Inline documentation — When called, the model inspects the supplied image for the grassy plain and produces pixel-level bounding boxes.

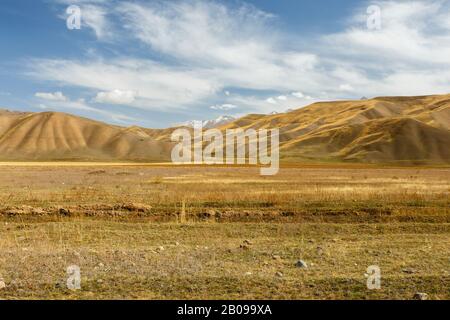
[0,164,448,299]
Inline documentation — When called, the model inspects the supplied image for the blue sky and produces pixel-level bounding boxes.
[0,0,449,128]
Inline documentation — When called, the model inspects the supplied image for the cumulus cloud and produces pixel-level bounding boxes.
[35,91,68,101]
[291,92,304,99]
[94,89,136,105]
[339,84,355,92]
[210,104,237,111]
[266,98,277,104]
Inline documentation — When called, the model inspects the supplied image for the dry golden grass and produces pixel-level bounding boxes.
[0,164,448,299]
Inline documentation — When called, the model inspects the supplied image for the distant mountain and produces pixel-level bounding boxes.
[179,115,236,129]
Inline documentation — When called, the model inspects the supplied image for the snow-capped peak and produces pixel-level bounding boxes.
[178,115,236,129]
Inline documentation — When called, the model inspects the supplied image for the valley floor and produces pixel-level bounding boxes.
[0,165,448,299]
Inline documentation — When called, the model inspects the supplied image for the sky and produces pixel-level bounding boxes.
[0,0,449,128]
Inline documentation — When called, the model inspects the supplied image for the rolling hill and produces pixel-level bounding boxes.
[219,94,450,164]
[0,110,172,161]
[0,93,449,164]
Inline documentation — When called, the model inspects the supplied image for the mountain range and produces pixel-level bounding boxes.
[177,115,236,129]
[1,94,449,164]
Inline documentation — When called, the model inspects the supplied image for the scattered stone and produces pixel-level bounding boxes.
[402,268,417,274]
[156,246,165,252]
[275,272,283,278]
[97,279,104,284]
[413,293,429,300]
[245,272,252,276]
[243,240,253,245]
[58,207,71,216]
[240,244,250,250]
[98,263,105,268]
[272,255,281,260]
[175,242,180,246]
[0,281,6,290]
[206,209,217,217]
[295,260,308,269]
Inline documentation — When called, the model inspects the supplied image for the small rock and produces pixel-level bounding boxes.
[156,246,165,252]
[275,272,283,278]
[243,240,253,245]
[413,293,428,300]
[58,207,71,216]
[240,244,250,250]
[272,255,281,260]
[175,242,180,246]
[295,260,308,269]
[206,209,217,217]
[245,272,252,276]
[402,268,417,274]
[0,281,6,290]
[98,263,105,268]
[97,279,104,284]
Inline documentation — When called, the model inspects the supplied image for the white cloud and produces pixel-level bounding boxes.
[35,91,68,101]
[36,96,136,124]
[82,4,111,39]
[266,98,277,104]
[339,84,355,92]
[28,0,450,117]
[210,104,237,111]
[277,95,287,101]
[291,92,304,98]
[94,89,136,105]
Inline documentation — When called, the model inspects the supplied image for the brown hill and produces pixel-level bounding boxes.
[0,94,449,164]
[217,94,450,164]
[0,110,172,161]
